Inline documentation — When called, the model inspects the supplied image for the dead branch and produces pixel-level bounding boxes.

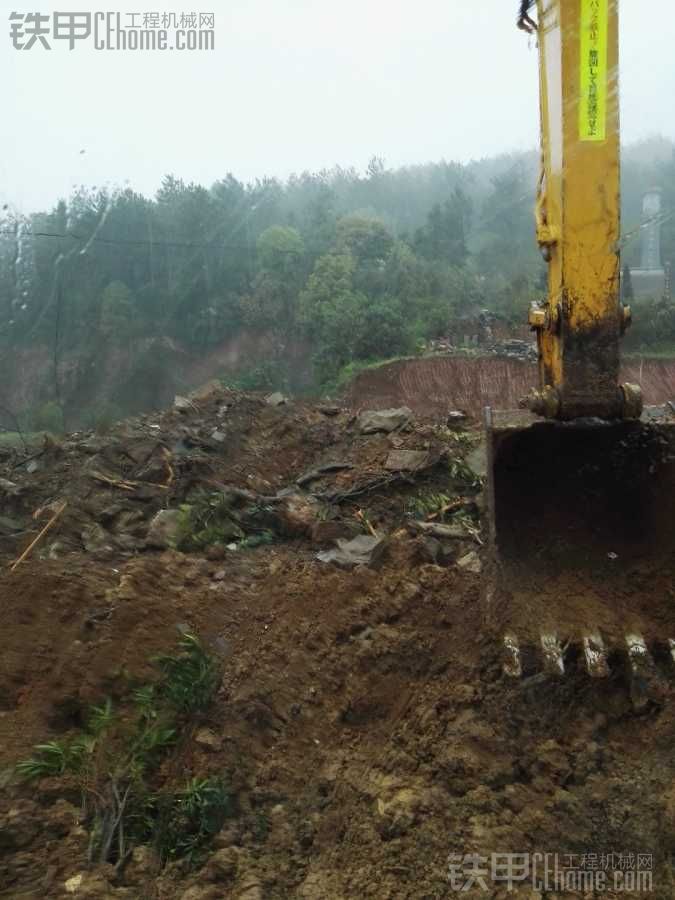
[10,500,67,571]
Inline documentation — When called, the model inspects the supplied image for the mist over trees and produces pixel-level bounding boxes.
[0,138,673,428]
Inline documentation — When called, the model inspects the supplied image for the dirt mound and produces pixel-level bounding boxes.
[347,355,675,417]
[1,382,674,898]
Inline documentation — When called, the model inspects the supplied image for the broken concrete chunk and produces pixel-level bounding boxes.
[265,392,288,406]
[357,407,412,435]
[316,534,384,569]
[385,449,429,471]
[457,550,482,574]
[146,508,183,549]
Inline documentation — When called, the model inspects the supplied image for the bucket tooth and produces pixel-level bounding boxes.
[503,633,522,678]
[540,632,565,676]
[583,633,610,678]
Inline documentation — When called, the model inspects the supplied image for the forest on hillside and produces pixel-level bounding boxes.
[1,137,674,430]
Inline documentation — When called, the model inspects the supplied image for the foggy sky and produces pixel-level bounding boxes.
[3,0,674,212]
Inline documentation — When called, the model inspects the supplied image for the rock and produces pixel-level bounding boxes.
[447,410,468,427]
[384,449,429,471]
[174,395,193,411]
[194,727,222,752]
[81,524,114,556]
[316,534,384,569]
[236,875,264,899]
[64,874,84,894]
[465,443,488,478]
[180,887,221,900]
[409,520,468,540]
[0,477,21,496]
[122,845,156,886]
[457,550,482,574]
[206,846,241,881]
[0,800,41,850]
[317,405,341,416]
[375,785,422,838]
[265,392,288,406]
[0,515,23,535]
[211,430,226,443]
[357,406,412,434]
[146,508,183,549]
[275,492,320,537]
[310,519,359,547]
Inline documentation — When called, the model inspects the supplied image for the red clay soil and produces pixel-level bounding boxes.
[347,356,675,417]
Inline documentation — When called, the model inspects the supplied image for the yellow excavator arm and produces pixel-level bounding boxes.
[484,0,675,695]
[524,0,640,420]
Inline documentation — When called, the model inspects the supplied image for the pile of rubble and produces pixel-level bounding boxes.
[0,381,484,573]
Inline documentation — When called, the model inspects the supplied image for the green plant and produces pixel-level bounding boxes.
[15,634,224,869]
[174,494,244,552]
[154,777,234,866]
[406,490,454,520]
[448,457,483,490]
[154,633,220,715]
[238,529,275,549]
[15,739,83,779]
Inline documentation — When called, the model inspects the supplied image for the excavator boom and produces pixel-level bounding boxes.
[527,0,637,420]
[486,0,675,700]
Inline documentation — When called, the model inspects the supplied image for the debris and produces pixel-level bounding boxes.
[173,395,194,411]
[464,443,487,479]
[310,519,359,547]
[81,523,115,556]
[0,477,20,496]
[447,410,468,427]
[10,501,67,571]
[408,520,469,540]
[384,449,430,471]
[316,534,384,569]
[275,492,320,537]
[265,392,288,406]
[456,550,482,573]
[296,462,354,487]
[194,727,222,752]
[357,406,412,434]
[146,509,183,549]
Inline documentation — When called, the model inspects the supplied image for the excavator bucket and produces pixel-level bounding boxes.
[485,406,675,704]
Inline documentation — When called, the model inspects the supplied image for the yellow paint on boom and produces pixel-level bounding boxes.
[579,0,608,141]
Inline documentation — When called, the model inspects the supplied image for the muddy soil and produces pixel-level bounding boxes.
[1,380,674,899]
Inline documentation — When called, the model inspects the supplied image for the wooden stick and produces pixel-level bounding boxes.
[10,501,67,571]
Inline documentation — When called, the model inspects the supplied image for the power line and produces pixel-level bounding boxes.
[0,228,305,253]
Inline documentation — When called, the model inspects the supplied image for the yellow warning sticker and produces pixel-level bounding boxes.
[579,0,608,141]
